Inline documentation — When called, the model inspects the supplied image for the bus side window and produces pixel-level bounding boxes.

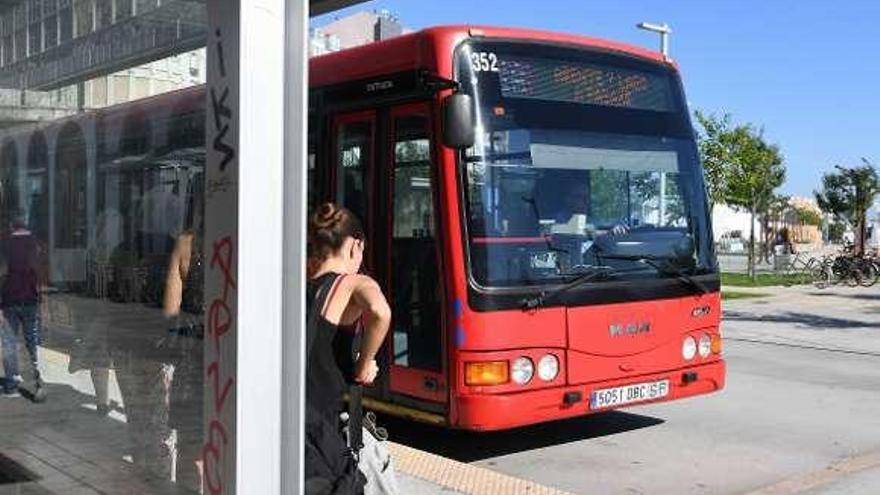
[335,119,372,235]
[391,113,441,371]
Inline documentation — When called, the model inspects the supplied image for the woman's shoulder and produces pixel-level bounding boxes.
[341,273,381,291]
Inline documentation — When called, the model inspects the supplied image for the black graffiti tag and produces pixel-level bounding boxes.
[211,29,235,172]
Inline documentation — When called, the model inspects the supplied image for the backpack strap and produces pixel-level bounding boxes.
[348,317,365,452]
[348,382,364,453]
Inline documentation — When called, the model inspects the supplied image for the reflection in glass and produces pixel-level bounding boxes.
[0,0,210,490]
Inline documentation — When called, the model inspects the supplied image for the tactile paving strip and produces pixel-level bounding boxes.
[389,441,578,495]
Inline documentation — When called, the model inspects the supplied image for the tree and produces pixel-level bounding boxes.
[694,111,732,211]
[695,111,787,277]
[723,126,786,279]
[815,159,880,255]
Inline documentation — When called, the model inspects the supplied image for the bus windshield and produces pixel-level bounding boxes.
[456,41,715,289]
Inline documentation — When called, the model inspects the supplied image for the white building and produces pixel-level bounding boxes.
[309,10,404,56]
[83,49,207,108]
[712,203,763,245]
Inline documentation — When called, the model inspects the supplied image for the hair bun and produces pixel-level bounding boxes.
[314,202,343,229]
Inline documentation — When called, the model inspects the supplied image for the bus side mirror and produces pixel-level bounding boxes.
[442,93,475,149]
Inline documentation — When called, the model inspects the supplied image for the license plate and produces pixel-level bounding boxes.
[589,379,670,410]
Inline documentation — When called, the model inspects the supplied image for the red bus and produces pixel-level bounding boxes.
[0,25,724,432]
[309,26,724,430]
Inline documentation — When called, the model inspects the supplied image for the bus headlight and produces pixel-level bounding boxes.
[698,334,712,358]
[537,354,559,381]
[511,357,534,384]
[682,336,697,361]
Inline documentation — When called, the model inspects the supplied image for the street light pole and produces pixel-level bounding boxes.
[637,22,672,224]
[636,22,672,59]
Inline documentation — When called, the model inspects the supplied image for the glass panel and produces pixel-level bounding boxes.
[73,0,92,38]
[14,23,26,60]
[26,132,49,244]
[336,119,371,233]
[113,75,130,103]
[0,0,209,492]
[1,139,20,229]
[116,0,132,20]
[59,0,72,43]
[136,0,155,16]
[92,76,107,106]
[43,14,57,49]
[28,1,41,55]
[54,123,87,249]
[391,113,441,370]
[96,0,111,29]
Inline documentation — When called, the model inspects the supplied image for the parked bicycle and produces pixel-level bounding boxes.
[810,251,880,289]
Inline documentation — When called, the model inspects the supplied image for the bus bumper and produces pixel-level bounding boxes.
[453,359,725,431]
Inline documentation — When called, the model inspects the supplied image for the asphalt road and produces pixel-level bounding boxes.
[388,285,880,495]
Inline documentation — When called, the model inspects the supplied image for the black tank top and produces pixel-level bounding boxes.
[306,273,350,420]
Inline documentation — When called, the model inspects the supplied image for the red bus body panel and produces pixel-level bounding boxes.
[566,295,721,384]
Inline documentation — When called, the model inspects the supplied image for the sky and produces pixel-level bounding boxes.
[313,1,880,198]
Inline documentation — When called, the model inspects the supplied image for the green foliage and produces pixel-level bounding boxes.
[827,222,846,242]
[695,112,785,209]
[721,290,770,301]
[815,159,880,254]
[721,272,808,287]
[794,207,822,226]
[694,111,731,209]
[589,170,628,223]
[722,127,786,213]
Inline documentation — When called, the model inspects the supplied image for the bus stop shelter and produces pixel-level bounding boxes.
[0,0,368,493]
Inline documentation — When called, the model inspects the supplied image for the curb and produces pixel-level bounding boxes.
[389,441,576,495]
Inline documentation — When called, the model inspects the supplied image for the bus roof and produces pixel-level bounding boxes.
[309,25,669,88]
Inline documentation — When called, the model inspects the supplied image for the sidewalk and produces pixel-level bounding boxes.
[0,344,568,495]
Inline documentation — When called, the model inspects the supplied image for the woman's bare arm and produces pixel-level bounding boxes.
[348,275,391,384]
[163,234,193,317]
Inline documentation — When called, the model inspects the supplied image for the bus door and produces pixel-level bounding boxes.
[380,102,446,403]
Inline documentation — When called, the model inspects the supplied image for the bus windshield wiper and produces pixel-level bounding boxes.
[597,253,709,295]
[520,265,615,310]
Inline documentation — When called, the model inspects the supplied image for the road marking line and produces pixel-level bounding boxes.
[741,450,880,495]
[389,442,577,495]
[725,337,880,358]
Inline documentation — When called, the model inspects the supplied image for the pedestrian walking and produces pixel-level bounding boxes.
[0,213,45,401]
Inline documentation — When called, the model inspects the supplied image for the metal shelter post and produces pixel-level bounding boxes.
[205,1,287,493]
[282,0,310,494]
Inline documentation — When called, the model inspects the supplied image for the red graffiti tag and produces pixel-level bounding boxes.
[208,236,236,351]
[202,234,237,495]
